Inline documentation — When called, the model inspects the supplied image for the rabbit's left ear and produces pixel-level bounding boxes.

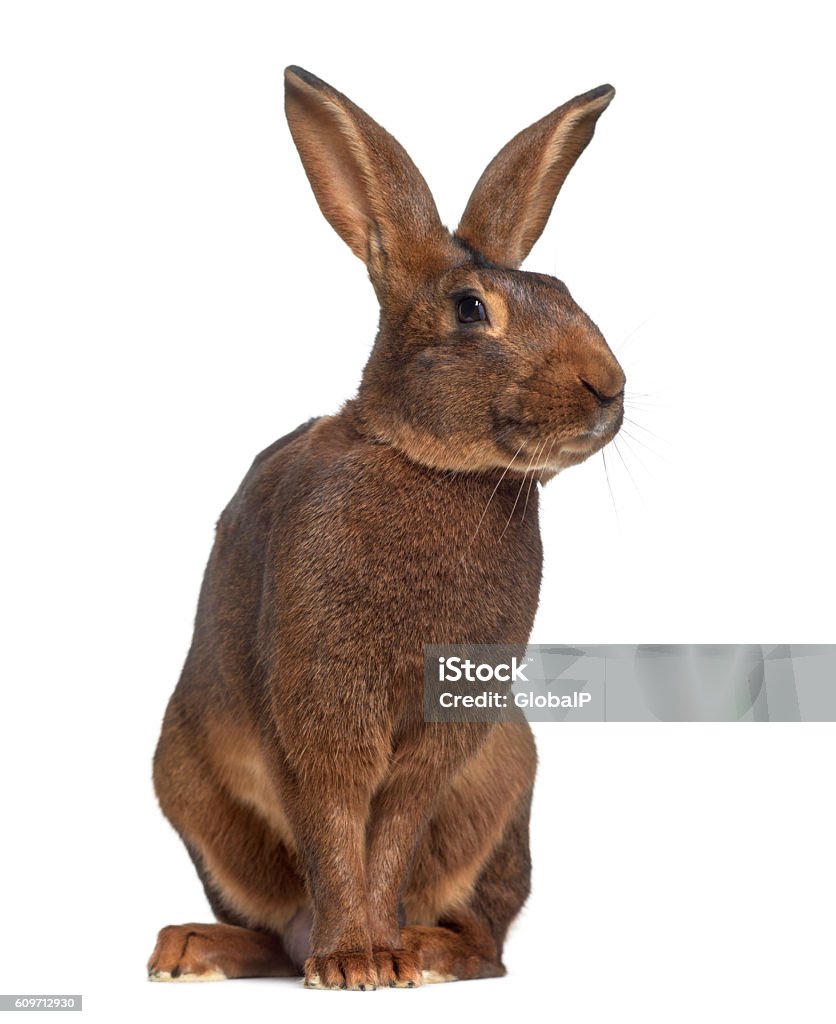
[456,85,615,268]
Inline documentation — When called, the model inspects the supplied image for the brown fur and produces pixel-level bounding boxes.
[149,66,624,991]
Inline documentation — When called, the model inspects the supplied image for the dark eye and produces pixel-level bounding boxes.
[457,296,488,323]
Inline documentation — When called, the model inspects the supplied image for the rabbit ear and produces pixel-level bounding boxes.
[284,66,446,289]
[455,85,615,268]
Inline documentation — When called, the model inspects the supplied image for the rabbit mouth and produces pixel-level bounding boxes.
[522,417,622,471]
[496,418,620,472]
[516,408,621,452]
[562,416,622,453]
[569,418,620,447]
[563,398,624,453]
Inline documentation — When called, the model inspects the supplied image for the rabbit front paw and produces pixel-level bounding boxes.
[373,948,422,988]
[304,950,379,991]
[303,948,423,990]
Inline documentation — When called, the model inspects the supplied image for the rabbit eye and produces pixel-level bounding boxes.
[457,297,488,323]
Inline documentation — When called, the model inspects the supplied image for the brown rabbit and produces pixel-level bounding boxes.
[148,65,624,991]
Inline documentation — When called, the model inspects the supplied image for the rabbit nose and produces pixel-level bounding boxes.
[578,376,624,407]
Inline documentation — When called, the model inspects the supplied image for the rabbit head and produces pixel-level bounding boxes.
[284,66,624,477]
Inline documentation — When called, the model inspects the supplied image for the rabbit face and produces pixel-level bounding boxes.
[284,67,622,477]
[357,255,625,476]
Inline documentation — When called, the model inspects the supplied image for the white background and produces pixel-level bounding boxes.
[1,2,834,1022]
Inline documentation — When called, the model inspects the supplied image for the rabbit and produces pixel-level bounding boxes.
[147,65,624,991]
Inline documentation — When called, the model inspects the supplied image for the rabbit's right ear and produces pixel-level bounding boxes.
[284,67,447,295]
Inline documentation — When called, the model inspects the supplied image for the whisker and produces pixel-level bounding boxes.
[623,400,667,416]
[500,441,542,541]
[624,387,664,398]
[432,422,524,486]
[612,437,644,503]
[464,443,525,553]
[542,435,558,478]
[521,439,548,527]
[619,425,668,463]
[615,315,654,357]
[492,423,524,446]
[624,390,666,403]
[602,447,619,521]
[616,430,654,479]
[622,415,669,444]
